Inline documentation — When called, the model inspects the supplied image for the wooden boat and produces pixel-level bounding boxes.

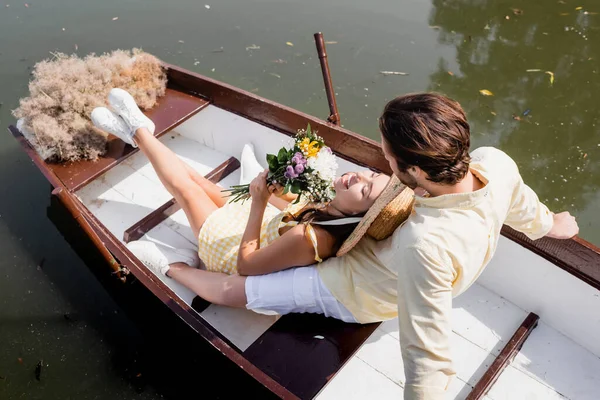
[9,37,600,399]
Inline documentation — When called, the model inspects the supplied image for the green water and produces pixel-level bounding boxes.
[1,0,598,398]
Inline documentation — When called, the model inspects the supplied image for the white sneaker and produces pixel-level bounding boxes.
[108,88,156,136]
[126,240,200,277]
[91,107,137,147]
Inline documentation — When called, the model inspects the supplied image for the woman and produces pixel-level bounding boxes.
[91,89,412,320]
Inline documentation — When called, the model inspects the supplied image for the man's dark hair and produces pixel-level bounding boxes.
[379,92,471,185]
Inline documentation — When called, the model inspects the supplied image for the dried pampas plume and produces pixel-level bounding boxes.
[13,49,167,162]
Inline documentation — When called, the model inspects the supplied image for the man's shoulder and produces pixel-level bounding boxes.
[471,146,519,170]
[471,146,516,167]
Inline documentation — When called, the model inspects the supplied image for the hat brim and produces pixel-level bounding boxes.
[336,175,409,256]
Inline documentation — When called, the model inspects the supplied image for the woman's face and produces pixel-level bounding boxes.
[330,171,390,216]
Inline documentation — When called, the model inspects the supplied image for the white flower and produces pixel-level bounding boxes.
[307,148,338,183]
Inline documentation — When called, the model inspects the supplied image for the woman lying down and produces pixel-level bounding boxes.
[91,88,413,323]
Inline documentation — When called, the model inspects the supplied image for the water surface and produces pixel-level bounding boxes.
[1,0,598,398]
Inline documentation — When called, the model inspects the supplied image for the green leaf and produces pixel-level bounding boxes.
[283,182,291,195]
[267,154,278,170]
[278,148,288,163]
[291,180,302,194]
[306,123,312,138]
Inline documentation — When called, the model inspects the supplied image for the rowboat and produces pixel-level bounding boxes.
[9,35,600,399]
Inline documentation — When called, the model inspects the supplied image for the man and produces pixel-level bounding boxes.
[370,93,579,398]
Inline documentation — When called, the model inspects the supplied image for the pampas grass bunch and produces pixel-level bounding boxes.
[13,49,167,162]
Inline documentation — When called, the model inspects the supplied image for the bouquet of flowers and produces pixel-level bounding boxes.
[225,125,338,204]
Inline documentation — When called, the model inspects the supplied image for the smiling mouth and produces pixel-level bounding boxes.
[342,173,355,189]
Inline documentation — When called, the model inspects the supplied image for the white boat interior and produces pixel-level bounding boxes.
[74,104,600,399]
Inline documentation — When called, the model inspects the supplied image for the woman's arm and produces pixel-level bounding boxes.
[237,224,330,276]
[237,172,332,276]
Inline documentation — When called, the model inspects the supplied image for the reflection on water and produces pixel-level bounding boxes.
[0,0,599,398]
[427,0,600,236]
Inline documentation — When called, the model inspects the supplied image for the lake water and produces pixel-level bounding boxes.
[1,0,599,398]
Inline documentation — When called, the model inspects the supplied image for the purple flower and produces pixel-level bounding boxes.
[294,163,305,174]
[284,165,298,179]
[291,152,307,167]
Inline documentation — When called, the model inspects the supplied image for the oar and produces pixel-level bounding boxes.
[314,32,341,126]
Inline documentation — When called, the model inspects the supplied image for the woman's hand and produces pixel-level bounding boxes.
[269,181,285,197]
[249,170,273,205]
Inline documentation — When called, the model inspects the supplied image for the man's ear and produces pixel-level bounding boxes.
[408,166,419,178]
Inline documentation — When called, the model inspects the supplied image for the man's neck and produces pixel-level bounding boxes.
[419,171,484,197]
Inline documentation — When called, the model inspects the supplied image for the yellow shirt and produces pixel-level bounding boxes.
[197,200,283,274]
[198,199,321,274]
[318,147,554,400]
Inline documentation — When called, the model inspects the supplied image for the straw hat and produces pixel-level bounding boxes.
[336,175,414,256]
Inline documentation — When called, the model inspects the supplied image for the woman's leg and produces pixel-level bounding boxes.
[134,127,218,238]
[168,263,248,307]
[182,162,228,208]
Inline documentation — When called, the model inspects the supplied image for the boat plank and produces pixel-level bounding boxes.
[485,365,567,400]
[512,321,600,400]
[315,357,403,400]
[466,313,539,400]
[356,319,495,393]
[200,305,280,352]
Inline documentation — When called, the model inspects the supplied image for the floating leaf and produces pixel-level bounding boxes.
[314,335,325,340]
[286,41,294,47]
[447,71,454,76]
[325,41,338,44]
[205,4,210,9]
[545,71,555,85]
[479,89,494,96]
[245,44,260,51]
[269,72,281,79]
[380,71,409,76]
[112,17,119,21]
[526,69,542,72]
[491,111,497,116]
[576,6,583,10]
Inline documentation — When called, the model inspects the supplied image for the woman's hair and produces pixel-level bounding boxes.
[379,92,471,185]
[290,205,363,252]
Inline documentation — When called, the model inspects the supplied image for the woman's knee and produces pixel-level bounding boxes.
[170,177,201,198]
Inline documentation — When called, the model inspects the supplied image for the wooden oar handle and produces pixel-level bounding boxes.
[314,32,341,126]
